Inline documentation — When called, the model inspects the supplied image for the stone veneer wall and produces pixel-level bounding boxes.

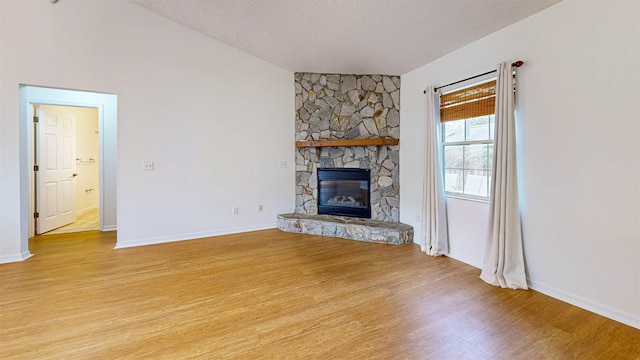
[294,73,400,222]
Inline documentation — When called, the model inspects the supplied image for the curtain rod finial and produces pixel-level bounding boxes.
[513,61,524,68]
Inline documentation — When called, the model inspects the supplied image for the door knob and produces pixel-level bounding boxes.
[71,173,78,178]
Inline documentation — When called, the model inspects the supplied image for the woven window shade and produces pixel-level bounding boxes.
[440,80,496,122]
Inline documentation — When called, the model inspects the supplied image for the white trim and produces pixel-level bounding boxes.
[445,252,483,269]
[114,224,276,249]
[76,206,99,216]
[444,250,639,329]
[0,251,33,264]
[444,193,489,203]
[102,225,117,232]
[528,279,640,330]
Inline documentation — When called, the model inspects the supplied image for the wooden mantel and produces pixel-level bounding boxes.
[295,138,399,148]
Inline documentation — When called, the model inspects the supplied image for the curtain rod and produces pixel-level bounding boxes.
[423,61,524,94]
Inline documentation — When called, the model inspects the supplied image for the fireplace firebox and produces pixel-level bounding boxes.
[317,168,371,218]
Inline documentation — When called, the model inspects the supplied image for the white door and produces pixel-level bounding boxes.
[36,105,77,234]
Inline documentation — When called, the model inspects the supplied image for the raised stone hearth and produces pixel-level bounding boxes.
[277,213,413,245]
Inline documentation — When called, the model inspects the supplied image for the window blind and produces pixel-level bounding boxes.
[440,80,496,122]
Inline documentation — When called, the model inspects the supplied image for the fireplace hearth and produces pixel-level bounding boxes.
[317,168,370,219]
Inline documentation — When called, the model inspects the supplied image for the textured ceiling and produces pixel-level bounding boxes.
[132,0,561,75]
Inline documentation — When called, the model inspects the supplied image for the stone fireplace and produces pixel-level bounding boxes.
[278,72,413,244]
[293,73,400,222]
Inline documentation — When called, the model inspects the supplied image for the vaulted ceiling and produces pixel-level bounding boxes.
[132,0,561,75]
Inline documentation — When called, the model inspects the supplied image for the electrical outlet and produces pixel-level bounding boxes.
[232,206,239,215]
[143,161,155,171]
[258,204,263,212]
[279,160,287,168]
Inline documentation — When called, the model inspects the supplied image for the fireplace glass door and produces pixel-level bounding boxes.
[317,168,371,218]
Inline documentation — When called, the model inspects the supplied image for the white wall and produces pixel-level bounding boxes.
[0,1,294,255]
[401,0,640,328]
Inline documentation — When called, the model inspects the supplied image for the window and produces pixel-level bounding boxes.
[441,80,496,200]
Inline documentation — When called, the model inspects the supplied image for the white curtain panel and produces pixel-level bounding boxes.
[480,62,528,289]
[420,86,449,256]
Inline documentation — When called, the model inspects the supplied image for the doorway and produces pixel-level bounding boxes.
[20,85,117,243]
[35,104,101,235]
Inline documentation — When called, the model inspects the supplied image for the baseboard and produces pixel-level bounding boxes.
[445,251,483,269]
[441,249,639,330]
[77,206,98,216]
[528,279,640,330]
[113,223,276,249]
[101,225,117,232]
[410,239,484,269]
[0,250,33,264]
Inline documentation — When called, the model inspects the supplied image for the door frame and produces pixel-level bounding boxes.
[20,85,117,240]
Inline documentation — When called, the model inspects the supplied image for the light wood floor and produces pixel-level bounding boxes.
[1,230,638,359]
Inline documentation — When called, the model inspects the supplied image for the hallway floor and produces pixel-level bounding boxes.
[44,208,99,235]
